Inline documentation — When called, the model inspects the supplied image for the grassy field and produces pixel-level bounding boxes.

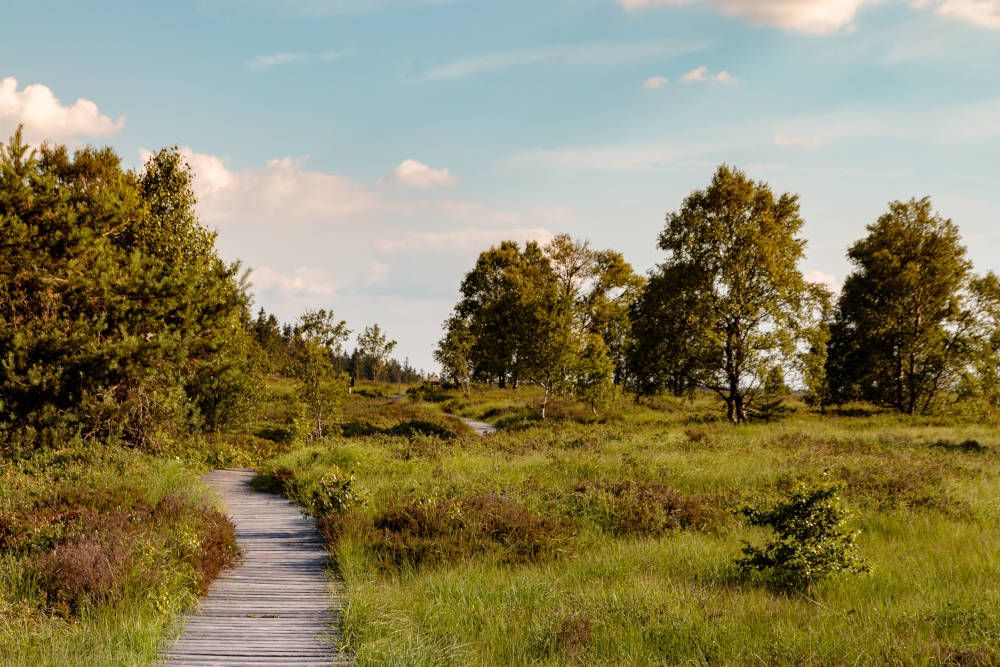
[0,444,244,666]
[258,386,1000,666]
[3,381,997,665]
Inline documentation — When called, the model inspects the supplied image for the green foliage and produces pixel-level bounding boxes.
[574,334,615,416]
[434,313,474,392]
[0,130,260,450]
[288,309,351,438]
[737,481,870,590]
[356,323,397,382]
[0,445,238,663]
[629,165,812,423]
[826,198,996,415]
[798,283,834,408]
[261,388,1000,664]
[306,467,362,516]
[440,235,638,418]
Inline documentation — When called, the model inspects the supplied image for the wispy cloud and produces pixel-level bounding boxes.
[936,0,1000,29]
[617,0,1000,33]
[680,65,736,83]
[418,40,705,81]
[509,98,1000,173]
[246,48,353,70]
[642,75,669,89]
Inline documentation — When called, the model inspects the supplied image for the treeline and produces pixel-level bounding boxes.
[0,129,259,452]
[437,165,1000,422]
[250,310,419,384]
[0,130,418,453]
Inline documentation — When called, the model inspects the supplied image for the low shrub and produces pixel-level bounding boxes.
[355,493,572,570]
[737,481,870,591]
[571,480,720,536]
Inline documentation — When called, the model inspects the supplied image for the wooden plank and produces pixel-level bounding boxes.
[159,468,352,666]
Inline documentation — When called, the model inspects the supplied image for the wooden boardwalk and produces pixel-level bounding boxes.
[161,468,350,667]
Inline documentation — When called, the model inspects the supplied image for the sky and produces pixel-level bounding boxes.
[2,0,999,372]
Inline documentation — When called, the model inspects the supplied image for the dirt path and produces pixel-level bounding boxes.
[160,468,351,667]
[460,418,497,436]
[385,392,496,436]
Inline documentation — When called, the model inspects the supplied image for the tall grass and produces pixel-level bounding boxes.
[0,445,238,666]
[263,387,1000,665]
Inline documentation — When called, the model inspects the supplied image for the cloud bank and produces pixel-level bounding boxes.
[0,76,124,142]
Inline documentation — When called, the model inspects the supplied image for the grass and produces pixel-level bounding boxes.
[4,380,998,665]
[0,444,239,666]
[259,385,1000,665]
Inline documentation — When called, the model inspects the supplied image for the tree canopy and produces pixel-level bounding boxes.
[826,198,998,414]
[0,129,258,451]
[628,165,814,423]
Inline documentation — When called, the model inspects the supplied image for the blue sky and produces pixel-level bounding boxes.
[3,0,999,371]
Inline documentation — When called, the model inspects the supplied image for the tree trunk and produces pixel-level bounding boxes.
[734,394,746,423]
[541,385,549,419]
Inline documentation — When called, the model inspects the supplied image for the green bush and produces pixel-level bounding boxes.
[304,467,362,516]
[737,481,869,590]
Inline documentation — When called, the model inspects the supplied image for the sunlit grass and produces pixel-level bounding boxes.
[266,388,1000,665]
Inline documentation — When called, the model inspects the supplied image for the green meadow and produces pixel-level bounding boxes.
[256,385,1000,666]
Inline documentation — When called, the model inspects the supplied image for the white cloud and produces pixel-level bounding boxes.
[619,0,871,33]
[642,76,669,89]
[681,65,709,82]
[250,265,339,299]
[804,270,841,294]
[419,40,704,80]
[246,49,353,71]
[681,66,736,83]
[774,133,824,149]
[374,227,553,254]
[382,159,457,188]
[618,0,1000,32]
[936,0,1000,28]
[0,76,124,142]
[712,0,869,34]
[170,149,377,224]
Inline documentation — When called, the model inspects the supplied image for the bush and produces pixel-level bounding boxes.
[736,481,869,590]
[304,468,362,516]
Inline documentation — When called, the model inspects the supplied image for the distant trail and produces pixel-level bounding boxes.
[385,392,497,436]
[460,418,497,436]
[161,468,351,667]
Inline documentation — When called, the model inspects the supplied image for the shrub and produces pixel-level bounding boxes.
[576,480,720,536]
[737,481,869,590]
[361,493,571,570]
[304,467,362,516]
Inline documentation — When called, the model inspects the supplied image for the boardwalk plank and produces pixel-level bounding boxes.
[160,468,350,666]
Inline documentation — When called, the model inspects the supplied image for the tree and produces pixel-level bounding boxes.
[357,323,397,382]
[630,165,812,423]
[826,198,982,414]
[798,283,833,409]
[515,259,576,419]
[961,274,1000,406]
[582,250,645,384]
[289,309,350,437]
[454,241,528,387]
[0,130,259,449]
[575,334,615,416]
[627,264,715,398]
[434,314,474,393]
